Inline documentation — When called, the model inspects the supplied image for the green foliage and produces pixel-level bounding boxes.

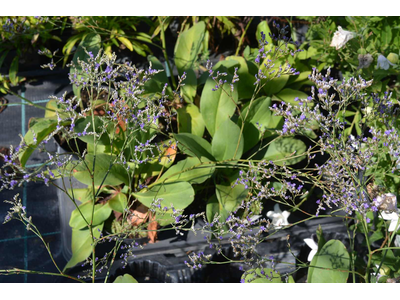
[242,268,282,283]
[307,239,351,283]
[113,274,138,283]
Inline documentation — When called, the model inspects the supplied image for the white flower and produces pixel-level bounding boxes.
[304,238,318,262]
[379,208,400,232]
[330,26,357,50]
[266,204,290,229]
[376,54,396,70]
[375,193,397,212]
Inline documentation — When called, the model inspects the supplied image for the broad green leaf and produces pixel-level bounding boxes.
[200,78,238,137]
[256,21,273,46]
[211,119,244,161]
[296,46,318,60]
[174,21,206,72]
[177,103,205,137]
[381,20,392,47]
[108,192,128,213]
[239,97,273,152]
[181,68,197,103]
[174,133,214,161]
[263,75,290,96]
[44,99,61,119]
[274,88,309,106]
[62,33,85,67]
[132,182,195,210]
[9,56,19,86]
[143,55,172,95]
[113,274,138,283]
[158,156,215,185]
[69,200,112,229]
[64,224,103,271]
[206,194,220,223]
[70,33,101,97]
[260,137,307,166]
[74,115,111,146]
[73,153,129,186]
[242,268,282,283]
[307,239,350,283]
[136,140,177,180]
[215,170,248,223]
[67,187,97,204]
[19,118,59,167]
[225,56,257,99]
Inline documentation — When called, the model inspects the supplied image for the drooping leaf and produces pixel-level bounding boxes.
[19,118,59,167]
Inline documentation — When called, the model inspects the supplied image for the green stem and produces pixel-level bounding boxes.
[235,17,253,56]
[158,16,176,89]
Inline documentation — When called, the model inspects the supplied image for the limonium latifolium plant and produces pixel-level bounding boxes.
[1,20,400,283]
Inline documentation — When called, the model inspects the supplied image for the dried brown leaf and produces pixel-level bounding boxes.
[147,212,158,244]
